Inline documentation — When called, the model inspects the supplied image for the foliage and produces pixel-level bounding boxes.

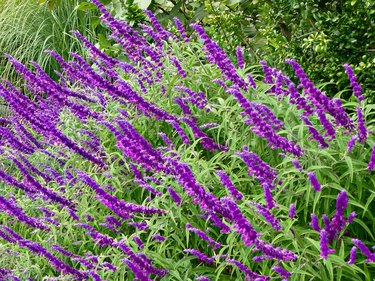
[0,1,374,281]
[0,0,104,87]
[253,0,375,102]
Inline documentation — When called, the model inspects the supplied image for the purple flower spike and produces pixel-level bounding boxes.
[320,229,335,259]
[343,64,364,102]
[347,135,358,152]
[272,265,292,280]
[347,246,357,264]
[152,234,165,242]
[226,259,270,280]
[292,159,303,172]
[166,186,182,206]
[369,144,375,172]
[310,214,320,231]
[356,107,367,143]
[216,170,243,202]
[251,202,281,231]
[186,223,221,250]
[196,277,211,281]
[351,239,375,262]
[289,203,296,219]
[133,235,144,249]
[307,172,321,191]
[173,17,189,42]
[184,249,214,264]
[236,46,245,69]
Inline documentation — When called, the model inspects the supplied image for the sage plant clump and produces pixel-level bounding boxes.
[0,1,374,280]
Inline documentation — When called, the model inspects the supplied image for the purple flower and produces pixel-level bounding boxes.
[289,203,296,219]
[272,265,291,280]
[301,115,329,148]
[173,17,189,42]
[221,197,261,246]
[320,229,335,259]
[152,234,165,242]
[190,23,248,90]
[184,249,214,264]
[307,172,321,191]
[356,106,367,143]
[226,259,270,280]
[0,195,49,230]
[166,186,182,206]
[347,135,358,152]
[186,223,221,250]
[368,144,375,172]
[246,74,257,89]
[216,170,243,202]
[347,246,357,264]
[237,147,279,209]
[123,259,152,281]
[196,277,211,281]
[310,214,320,231]
[351,239,375,262]
[292,159,303,172]
[343,64,364,102]
[253,239,298,262]
[316,109,336,140]
[133,235,144,249]
[128,221,149,231]
[170,57,187,78]
[236,46,245,69]
[251,202,281,231]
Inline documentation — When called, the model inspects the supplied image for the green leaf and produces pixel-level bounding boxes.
[134,0,152,9]
[76,2,97,11]
[98,33,112,49]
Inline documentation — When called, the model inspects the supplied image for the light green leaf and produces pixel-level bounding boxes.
[76,1,97,11]
[134,0,152,9]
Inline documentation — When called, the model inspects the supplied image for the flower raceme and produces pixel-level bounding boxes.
[0,1,372,280]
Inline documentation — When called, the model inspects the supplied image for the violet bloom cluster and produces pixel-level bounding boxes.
[174,85,208,111]
[190,23,248,91]
[236,46,245,69]
[351,239,375,263]
[253,239,298,262]
[310,190,355,259]
[272,265,292,281]
[186,223,221,250]
[78,171,165,219]
[237,147,279,209]
[286,59,354,132]
[320,229,336,259]
[196,277,211,281]
[0,226,87,279]
[251,202,281,231]
[0,195,49,230]
[216,170,243,202]
[369,144,375,172]
[307,172,321,192]
[288,203,296,219]
[227,87,303,156]
[300,115,329,148]
[343,64,364,102]
[173,17,189,42]
[184,249,214,264]
[226,259,270,280]
[221,197,261,246]
[347,246,357,264]
[356,106,368,143]
[166,186,182,206]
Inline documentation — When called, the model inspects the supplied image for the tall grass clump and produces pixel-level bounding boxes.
[0,0,374,280]
[0,0,102,85]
